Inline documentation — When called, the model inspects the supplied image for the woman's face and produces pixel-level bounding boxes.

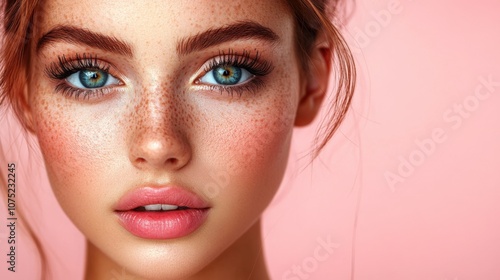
[27,0,304,278]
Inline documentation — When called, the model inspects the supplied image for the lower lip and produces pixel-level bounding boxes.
[115,209,209,239]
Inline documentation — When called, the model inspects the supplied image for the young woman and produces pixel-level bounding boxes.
[0,0,355,279]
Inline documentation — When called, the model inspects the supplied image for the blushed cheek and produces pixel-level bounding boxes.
[238,115,293,170]
[238,89,297,169]
[31,96,96,196]
[222,92,297,193]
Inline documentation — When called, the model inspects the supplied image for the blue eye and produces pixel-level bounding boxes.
[200,65,253,86]
[66,69,120,89]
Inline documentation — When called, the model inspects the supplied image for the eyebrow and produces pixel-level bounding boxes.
[176,21,280,55]
[36,21,279,57]
[36,26,133,56]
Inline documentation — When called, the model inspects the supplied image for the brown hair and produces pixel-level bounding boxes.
[0,0,356,278]
[287,0,356,158]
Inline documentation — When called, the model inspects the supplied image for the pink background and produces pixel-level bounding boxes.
[1,0,500,279]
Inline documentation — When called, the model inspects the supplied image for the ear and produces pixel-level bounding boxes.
[294,34,332,127]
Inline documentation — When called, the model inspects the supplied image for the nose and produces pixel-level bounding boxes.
[128,90,191,171]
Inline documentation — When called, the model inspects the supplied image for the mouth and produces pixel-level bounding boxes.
[114,186,210,239]
[132,204,190,211]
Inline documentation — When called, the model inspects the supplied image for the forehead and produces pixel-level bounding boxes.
[33,0,294,48]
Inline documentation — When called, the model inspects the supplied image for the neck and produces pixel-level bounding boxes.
[84,220,270,280]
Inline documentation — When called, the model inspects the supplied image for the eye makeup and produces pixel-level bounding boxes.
[45,53,122,100]
[195,48,274,97]
[44,48,274,100]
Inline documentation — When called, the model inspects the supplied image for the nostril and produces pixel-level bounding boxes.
[133,156,181,168]
[135,158,147,164]
[167,158,179,165]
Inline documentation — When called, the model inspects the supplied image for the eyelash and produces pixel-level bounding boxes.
[45,49,273,99]
[199,49,273,96]
[46,53,117,100]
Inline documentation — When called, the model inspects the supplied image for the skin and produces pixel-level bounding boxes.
[23,0,331,279]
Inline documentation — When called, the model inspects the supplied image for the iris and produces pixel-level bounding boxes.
[79,69,109,88]
[213,65,242,85]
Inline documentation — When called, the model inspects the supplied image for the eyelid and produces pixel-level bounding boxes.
[45,53,124,83]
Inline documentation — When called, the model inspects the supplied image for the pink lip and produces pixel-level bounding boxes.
[114,186,210,239]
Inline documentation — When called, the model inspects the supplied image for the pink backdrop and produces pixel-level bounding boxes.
[1,0,500,279]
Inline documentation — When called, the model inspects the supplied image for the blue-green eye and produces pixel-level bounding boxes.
[200,65,253,86]
[66,69,120,89]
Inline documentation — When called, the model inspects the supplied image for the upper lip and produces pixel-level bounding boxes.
[114,185,210,211]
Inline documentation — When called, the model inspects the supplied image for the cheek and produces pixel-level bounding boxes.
[34,98,85,175]
[211,62,299,175]
[31,93,116,203]
[228,75,298,180]
[230,102,295,171]
[205,81,299,220]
